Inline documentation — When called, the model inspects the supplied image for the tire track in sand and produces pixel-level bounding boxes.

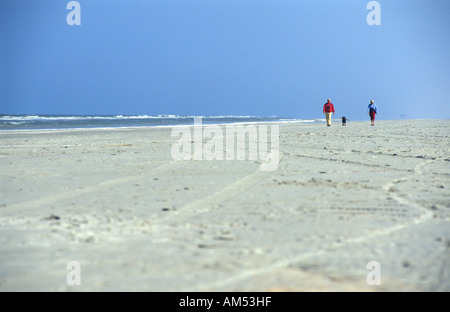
[190,159,435,291]
[1,160,179,217]
[150,152,284,226]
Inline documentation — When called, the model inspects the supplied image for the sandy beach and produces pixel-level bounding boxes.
[0,119,449,291]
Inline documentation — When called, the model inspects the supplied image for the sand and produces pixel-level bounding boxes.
[0,119,449,292]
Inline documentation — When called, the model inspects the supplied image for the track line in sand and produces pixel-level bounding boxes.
[190,159,435,291]
[2,153,281,219]
[295,145,444,162]
[290,152,411,172]
[153,153,285,222]
[1,160,179,217]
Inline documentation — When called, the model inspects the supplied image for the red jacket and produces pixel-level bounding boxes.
[323,102,335,113]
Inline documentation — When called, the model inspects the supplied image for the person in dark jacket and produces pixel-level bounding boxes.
[368,100,378,126]
[323,99,335,126]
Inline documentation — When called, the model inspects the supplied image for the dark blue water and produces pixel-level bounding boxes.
[0,114,310,130]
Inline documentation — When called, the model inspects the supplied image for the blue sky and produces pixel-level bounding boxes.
[1,0,449,120]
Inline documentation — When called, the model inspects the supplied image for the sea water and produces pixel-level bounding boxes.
[0,114,318,130]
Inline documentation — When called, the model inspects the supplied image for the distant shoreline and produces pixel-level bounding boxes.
[0,118,448,132]
[0,114,321,131]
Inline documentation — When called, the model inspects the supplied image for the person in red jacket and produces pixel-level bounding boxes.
[323,99,335,126]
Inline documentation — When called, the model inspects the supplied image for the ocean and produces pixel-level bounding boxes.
[0,115,318,130]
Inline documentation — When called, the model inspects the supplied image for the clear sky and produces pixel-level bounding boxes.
[1,0,449,120]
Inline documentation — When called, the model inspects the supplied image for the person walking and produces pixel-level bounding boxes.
[368,100,378,126]
[323,99,335,126]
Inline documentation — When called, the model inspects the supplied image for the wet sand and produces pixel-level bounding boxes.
[0,119,449,291]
